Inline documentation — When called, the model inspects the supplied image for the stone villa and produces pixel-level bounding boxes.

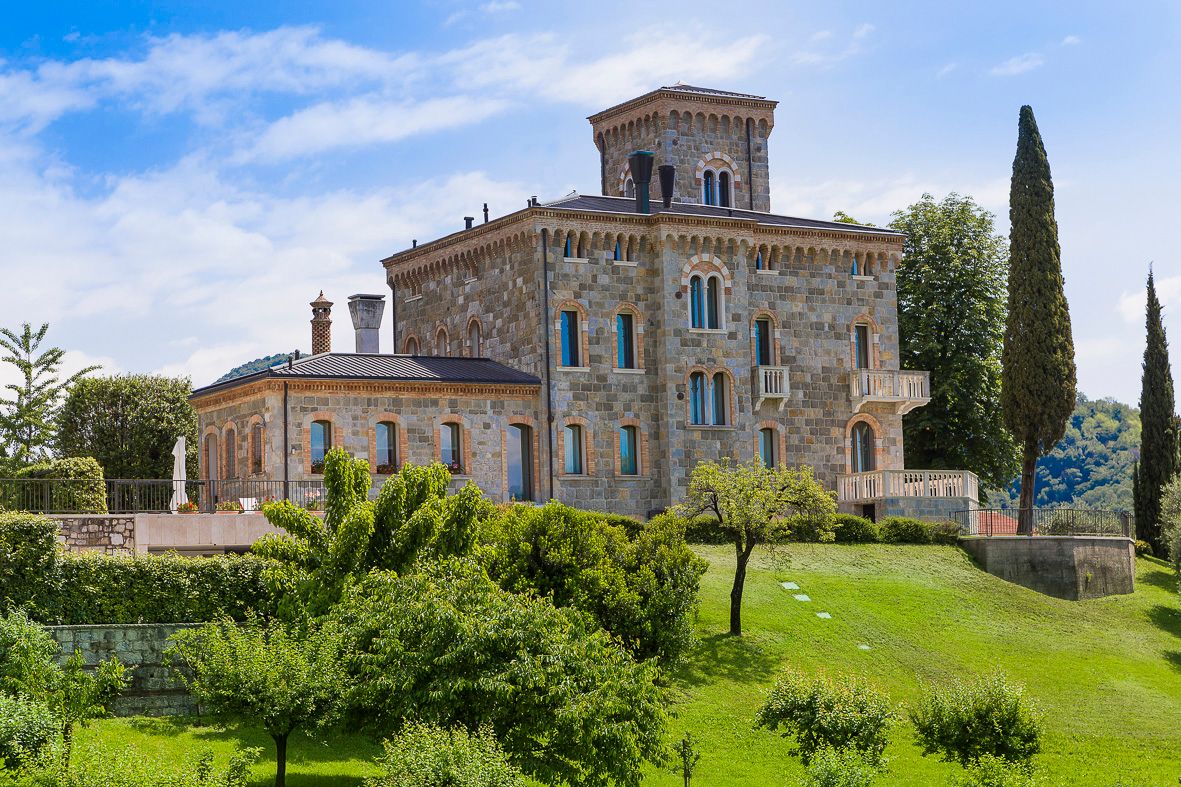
[190,84,979,520]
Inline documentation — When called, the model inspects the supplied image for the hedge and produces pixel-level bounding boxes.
[880,516,933,544]
[832,514,880,543]
[0,512,271,625]
[11,457,107,514]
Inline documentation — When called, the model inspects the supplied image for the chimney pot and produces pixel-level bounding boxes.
[658,164,675,208]
[310,291,333,355]
[464,216,474,230]
[628,151,656,214]
[348,294,385,354]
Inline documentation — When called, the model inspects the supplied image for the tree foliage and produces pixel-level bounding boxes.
[332,560,667,787]
[57,375,199,480]
[1132,271,1178,549]
[1001,106,1077,532]
[890,193,1017,495]
[909,673,1042,768]
[167,618,345,787]
[365,722,524,787]
[0,324,97,468]
[677,459,834,636]
[253,448,486,619]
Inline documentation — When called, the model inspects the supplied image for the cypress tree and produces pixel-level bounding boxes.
[1001,106,1077,534]
[1132,270,1177,549]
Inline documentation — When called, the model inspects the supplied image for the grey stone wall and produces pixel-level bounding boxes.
[50,515,135,554]
[47,624,201,717]
[959,536,1136,600]
[878,496,975,522]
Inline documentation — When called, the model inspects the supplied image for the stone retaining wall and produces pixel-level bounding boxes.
[46,623,201,717]
[959,535,1135,600]
[50,515,135,554]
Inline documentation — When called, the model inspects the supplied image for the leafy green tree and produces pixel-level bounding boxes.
[254,448,487,619]
[50,652,128,763]
[0,324,98,467]
[1132,271,1178,550]
[832,211,873,226]
[57,375,198,480]
[1001,106,1077,533]
[890,193,1018,494]
[365,722,524,787]
[677,459,834,636]
[334,560,667,787]
[909,673,1042,768]
[167,619,345,787]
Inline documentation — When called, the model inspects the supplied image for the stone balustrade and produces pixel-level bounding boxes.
[850,369,930,414]
[837,468,979,504]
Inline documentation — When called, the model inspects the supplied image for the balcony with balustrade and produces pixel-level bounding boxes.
[837,469,980,506]
[753,365,790,411]
[849,369,930,414]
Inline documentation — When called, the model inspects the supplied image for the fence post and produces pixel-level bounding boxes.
[1120,512,1131,539]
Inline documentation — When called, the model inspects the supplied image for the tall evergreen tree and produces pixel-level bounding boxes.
[1132,270,1177,549]
[890,193,1018,495]
[1001,106,1077,534]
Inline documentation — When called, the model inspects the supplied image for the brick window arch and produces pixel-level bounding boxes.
[202,427,220,481]
[558,416,593,477]
[751,310,780,366]
[614,417,649,477]
[846,414,882,473]
[694,153,742,206]
[755,420,786,468]
[222,423,238,479]
[466,317,483,357]
[248,416,265,476]
[850,313,882,371]
[505,416,539,502]
[435,326,449,357]
[404,334,420,355]
[554,299,590,369]
[368,413,407,475]
[434,415,471,475]
[306,412,335,474]
[613,302,644,370]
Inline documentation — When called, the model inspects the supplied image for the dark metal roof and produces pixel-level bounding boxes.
[191,353,540,397]
[660,84,767,100]
[542,194,901,236]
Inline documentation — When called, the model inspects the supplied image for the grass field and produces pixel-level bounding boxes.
[74,544,1181,785]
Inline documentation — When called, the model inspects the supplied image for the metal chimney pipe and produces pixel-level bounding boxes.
[464,216,474,230]
[628,151,655,214]
[658,164,675,208]
[348,294,385,353]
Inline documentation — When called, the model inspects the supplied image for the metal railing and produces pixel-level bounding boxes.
[850,369,930,412]
[954,508,1132,538]
[0,478,328,515]
[837,469,980,503]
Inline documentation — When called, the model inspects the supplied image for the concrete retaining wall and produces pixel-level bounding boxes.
[959,535,1135,600]
[46,623,202,717]
[880,496,974,522]
[50,513,283,556]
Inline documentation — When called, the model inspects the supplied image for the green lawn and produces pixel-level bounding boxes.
[75,544,1181,785]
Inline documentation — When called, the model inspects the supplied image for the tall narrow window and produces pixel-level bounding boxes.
[624,178,635,198]
[507,424,533,501]
[375,422,397,473]
[468,321,481,357]
[854,325,871,369]
[563,424,584,475]
[711,373,728,425]
[405,336,419,355]
[616,312,635,369]
[755,318,772,366]
[560,310,580,367]
[759,428,777,468]
[851,422,876,473]
[204,434,218,481]
[436,329,448,356]
[613,240,622,261]
[689,372,706,425]
[440,422,462,470]
[564,234,573,257]
[250,422,263,475]
[851,253,861,276]
[310,420,331,472]
[719,171,731,207]
[705,276,720,329]
[619,425,639,476]
[689,276,705,328]
[755,250,764,270]
[224,428,237,478]
[702,171,715,205]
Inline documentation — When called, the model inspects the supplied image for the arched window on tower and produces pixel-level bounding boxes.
[689,372,706,425]
[711,372,728,425]
[468,321,481,357]
[850,422,876,473]
[702,171,715,206]
[689,275,705,329]
[705,276,721,329]
[624,178,635,198]
[719,171,731,207]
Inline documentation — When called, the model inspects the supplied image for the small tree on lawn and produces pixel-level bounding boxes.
[167,618,345,787]
[677,459,834,636]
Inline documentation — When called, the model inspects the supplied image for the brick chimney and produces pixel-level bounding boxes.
[310,291,333,355]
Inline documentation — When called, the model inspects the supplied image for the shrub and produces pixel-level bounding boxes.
[832,515,879,544]
[0,514,61,621]
[805,746,882,787]
[929,520,962,545]
[18,744,260,786]
[365,723,523,787]
[878,517,931,544]
[755,670,893,766]
[909,673,1042,767]
[787,512,838,543]
[1134,539,1154,557]
[481,502,706,663]
[675,513,730,545]
[13,458,107,514]
[953,754,1041,787]
[0,693,57,767]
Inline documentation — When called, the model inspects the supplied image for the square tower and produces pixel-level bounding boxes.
[588,84,777,212]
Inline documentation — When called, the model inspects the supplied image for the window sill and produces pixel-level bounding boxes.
[612,367,645,374]
[557,365,591,372]
[754,269,778,275]
[404,295,422,303]
[446,474,472,481]
[687,424,737,431]
[614,474,648,479]
[852,275,875,282]
[464,277,478,284]
[613,260,638,267]
[688,328,727,335]
[559,473,594,480]
[562,256,590,263]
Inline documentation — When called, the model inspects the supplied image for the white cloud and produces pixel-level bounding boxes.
[789,23,874,67]
[480,1,521,12]
[990,53,1045,77]
[810,30,832,42]
[853,23,875,40]
[937,62,958,78]
[1118,273,1181,324]
[1061,35,1081,46]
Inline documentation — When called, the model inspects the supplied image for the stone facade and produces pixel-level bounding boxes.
[51,515,135,554]
[47,624,201,716]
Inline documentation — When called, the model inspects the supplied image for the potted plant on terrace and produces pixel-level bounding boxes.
[177,500,199,514]
[215,500,243,515]
[446,460,464,475]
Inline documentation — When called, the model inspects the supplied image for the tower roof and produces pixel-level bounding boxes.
[588,84,778,125]
[310,290,333,308]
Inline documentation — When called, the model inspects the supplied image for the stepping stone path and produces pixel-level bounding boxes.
[858,644,872,651]
[792,594,811,602]
[780,581,800,590]
[816,612,832,619]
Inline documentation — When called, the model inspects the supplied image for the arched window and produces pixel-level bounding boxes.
[689,372,706,425]
[851,253,861,276]
[754,317,772,366]
[203,434,218,481]
[613,240,622,261]
[405,336,419,355]
[619,425,639,476]
[755,250,764,270]
[718,171,731,207]
[375,421,397,474]
[468,321,482,357]
[563,424,584,475]
[705,276,721,329]
[854,324,871,369]
[711,372,728,425]
[223,427,237,479]
[616,311,636,369]
[564,234,573,257]
[702,171,715,205]
[440,422,462,470]
[435,328,449,356]
[759,428,777,468]
[576,235,587,258]
[560,309,581,367]
[507,424,533,501]
[310,420,331,473]
[624,178,635,198]
[851,422,876,473]
[250,422,264,475]
[626,238,636,262]
[689,275,705,328]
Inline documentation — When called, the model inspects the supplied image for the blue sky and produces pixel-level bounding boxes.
[0,1,1178,401]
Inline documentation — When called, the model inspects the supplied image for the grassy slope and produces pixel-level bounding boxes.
[645,544,1181,786]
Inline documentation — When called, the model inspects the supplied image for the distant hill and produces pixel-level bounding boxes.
[215,351,303,383]
[992,393,1140,510]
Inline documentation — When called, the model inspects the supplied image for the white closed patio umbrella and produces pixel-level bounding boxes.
[169,436,187,513]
